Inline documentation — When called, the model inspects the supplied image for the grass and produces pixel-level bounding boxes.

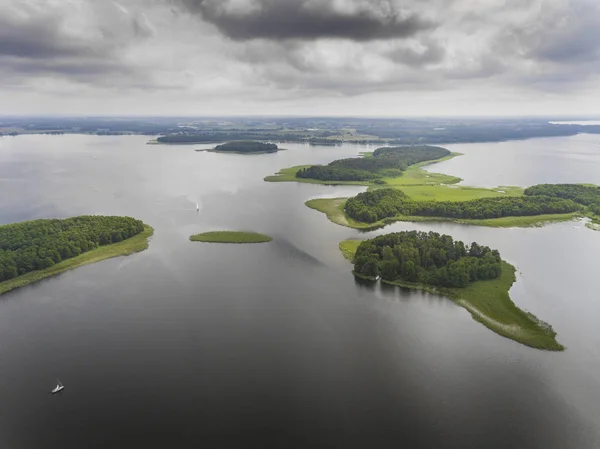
[0,224,154,297]
[339,239,362,262]
[189,231,273,243]
[394,185,524,202]
[264,153,463,186]
[306,198,374,229]
[339,241,563,351]
[307,197,581,230]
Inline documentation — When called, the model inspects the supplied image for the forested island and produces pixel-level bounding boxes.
[0,216,153,295]
[343,232,563,350]
[296,145,450,182]
[190,231,272,243]
[345,188,582,223]
[207,141,282,154]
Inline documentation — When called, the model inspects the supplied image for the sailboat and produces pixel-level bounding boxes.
[51,379,64,394]
[196,203,199,212]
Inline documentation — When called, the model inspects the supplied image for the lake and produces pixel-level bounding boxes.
[0,134,599,448]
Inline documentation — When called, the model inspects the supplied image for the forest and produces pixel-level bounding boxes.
[354,231,502,288]
[345,188,582,223]
[0,216,145,283]
[524,184,600,206]
[295,146,450,182]
[213,141,279,153]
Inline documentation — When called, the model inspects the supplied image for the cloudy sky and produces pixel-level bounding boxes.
[2,0,600,116]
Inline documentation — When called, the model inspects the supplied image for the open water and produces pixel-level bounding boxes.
[0,133,599,448]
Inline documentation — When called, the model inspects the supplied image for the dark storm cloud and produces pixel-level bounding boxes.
[0,9,99,59]
[177,0,435,41]
[0,2,155,86]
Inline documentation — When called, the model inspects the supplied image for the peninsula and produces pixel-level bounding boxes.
[0,216,153,296]
[266,146,598,229]
[341,232,563,351]
[190,231,272,243]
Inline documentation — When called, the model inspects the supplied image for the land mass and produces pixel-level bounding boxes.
[269,149,598,229]
[202,141,283,154]
[340,233,563,351]
[0,216,153,296]
[190,231,273,243]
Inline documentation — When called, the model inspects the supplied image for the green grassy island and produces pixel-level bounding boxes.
[206,141,283,154]
[189,231,273,243]
[268,146,600,229]
[341,232,563,351]
[0,216,153,296]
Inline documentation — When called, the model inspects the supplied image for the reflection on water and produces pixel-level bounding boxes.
[0,134,599,448]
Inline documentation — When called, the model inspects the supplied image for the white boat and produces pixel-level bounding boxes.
[196,203,199,211]
[51,379,64,394]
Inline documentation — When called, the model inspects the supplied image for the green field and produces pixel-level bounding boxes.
[189,231,273,243]
[0,224,154,296]
[339,241,563,351]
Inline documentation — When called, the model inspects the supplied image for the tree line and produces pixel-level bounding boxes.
[295,146,450,182]
[524,183,600,216]
[0,216,144,283]
[345,188,582,223]
[354,231,502,288]
[524,184,600,205]
[214,141,279,153]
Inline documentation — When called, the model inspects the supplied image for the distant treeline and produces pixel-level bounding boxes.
[214,141,279,153]
[354,231,502,287]
[157,132,303,144]
[296,146,450,182]
[0,216,144,282]
[345,189,582,223]
[359,124,600,144]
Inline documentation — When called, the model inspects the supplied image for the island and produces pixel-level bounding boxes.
[265,145,459,185]
[0,216,153,296]
[263,147,600,229]
[340,231,563,351]
[189,231,272,243]
[203,141,283,154]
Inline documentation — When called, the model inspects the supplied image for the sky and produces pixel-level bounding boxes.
[1,0,600,117]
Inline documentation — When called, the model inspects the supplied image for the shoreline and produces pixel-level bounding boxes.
[0,224,154,297]
[196,148,286,155]
[264,152,463,185]
[190,231,272,243]
[308,198,583,230]
[339,241,563,351]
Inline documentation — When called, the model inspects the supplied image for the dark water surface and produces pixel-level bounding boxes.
[0,134,599,448]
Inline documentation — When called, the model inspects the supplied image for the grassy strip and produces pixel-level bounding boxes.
[306,198,373,229]
[0,224,154,296]
[308,197,581,230]
[390,185,524,202]
[203,149,286,155]
[189,231,272,243]
[339,240,362,262]
[339,242,563,351]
